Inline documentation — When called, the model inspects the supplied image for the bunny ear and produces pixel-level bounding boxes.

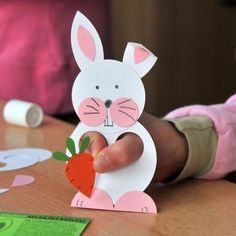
[71,11,104,70]
[123,43,157,78]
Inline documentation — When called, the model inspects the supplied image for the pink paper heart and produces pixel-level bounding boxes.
[11,175,35,187]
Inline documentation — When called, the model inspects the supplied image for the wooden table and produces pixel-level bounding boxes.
[0,99,235,236]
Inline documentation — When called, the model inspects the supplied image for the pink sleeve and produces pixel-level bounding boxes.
[165,94,236,179]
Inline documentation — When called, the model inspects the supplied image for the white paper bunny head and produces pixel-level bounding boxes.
[71,11,157,134]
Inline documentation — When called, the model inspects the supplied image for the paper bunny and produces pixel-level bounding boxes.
[69,11,157,213]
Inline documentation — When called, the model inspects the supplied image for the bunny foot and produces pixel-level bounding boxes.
[71,188,113,210]
[114,191,157,213]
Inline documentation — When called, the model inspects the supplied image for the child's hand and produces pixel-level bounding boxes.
[81,112,188,183]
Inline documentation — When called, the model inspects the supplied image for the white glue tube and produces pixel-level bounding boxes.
[3,99,43,128]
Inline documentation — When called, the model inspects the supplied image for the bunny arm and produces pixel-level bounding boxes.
[68,122,157,204]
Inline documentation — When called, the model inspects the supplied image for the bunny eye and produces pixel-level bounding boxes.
[95,85,99,90]
[115,85,119,89]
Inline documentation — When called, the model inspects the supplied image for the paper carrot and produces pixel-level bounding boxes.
[53,137,95,198]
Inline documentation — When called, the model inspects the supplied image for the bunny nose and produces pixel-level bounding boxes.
[105,99,112,108]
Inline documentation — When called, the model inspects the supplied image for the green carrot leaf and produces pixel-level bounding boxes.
[66,137,76,156]
[79,136,90,153]
[52,151,69,161]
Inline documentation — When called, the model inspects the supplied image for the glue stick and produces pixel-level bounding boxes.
[3,99,43,128]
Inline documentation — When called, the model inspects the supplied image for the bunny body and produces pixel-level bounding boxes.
[69,11,157,209]
[71,117,156,203]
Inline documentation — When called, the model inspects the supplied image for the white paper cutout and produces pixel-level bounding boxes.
[0,148,51,172]
[70,122,156,204]
[72,60,146,134]
[71,11,104,69]
[69,11,157,213]
[123,42,157,78]
[0,188,10,194]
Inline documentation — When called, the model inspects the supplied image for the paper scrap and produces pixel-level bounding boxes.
[0,154,38,172]
[0,189,10,194]
[0,148,51,172]
[0,212,91,236]
[11,175,35,187]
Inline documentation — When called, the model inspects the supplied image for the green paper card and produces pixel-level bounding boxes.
[0,212,91,236]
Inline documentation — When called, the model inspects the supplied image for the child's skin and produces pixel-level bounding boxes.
[82,112,188,183]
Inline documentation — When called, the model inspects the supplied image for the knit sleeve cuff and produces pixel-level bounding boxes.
[165,116,218,183]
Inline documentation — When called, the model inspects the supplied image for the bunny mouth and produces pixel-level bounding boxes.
[104,115,113,127]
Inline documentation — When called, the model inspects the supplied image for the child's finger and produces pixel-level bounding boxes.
[93,133,143,173]
[80,131,107,156]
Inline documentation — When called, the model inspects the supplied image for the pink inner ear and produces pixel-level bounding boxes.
[77,25,96,61]
[134,47,150,64]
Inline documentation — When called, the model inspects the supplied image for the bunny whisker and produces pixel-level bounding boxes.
[84,112,100,115]
[117,99,131,105]
[119,106,136,110]
[86,105,99,112]
[90,97,100,107]
[118,110,135,121]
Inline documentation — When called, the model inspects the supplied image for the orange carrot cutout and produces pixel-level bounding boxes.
[52,137,95,198]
